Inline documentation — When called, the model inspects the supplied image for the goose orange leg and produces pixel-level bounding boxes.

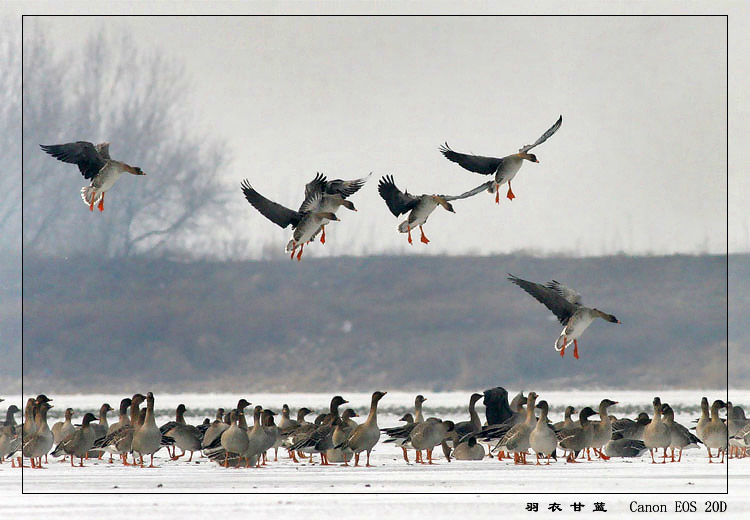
[419,225,430,244]
[289,245,297,260]
[407,226,413,245]
[560,336,567,357]
[320,226,326,244]
[573,339,579,360]
[366,450,373,467]
[89,191,96,211]
[98,193,105,212]
[296,244,304,261]
[495,184,500,204]
[506,181,516,200]
[401,446,409,462]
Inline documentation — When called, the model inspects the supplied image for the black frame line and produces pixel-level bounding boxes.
[18,13,731,496]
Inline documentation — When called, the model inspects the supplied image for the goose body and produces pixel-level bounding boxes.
[51,413,98,467]
[529,400,558,464]
[453,436,486,460]
[40,141,146,211]
[377,175,491,245]
[703,400,728,463]
[335,391,387,467]
[508,274,620,359]
[131,392,162,467]
[407,419,455,464]
[440,115,562,203]
[643,397,671,464]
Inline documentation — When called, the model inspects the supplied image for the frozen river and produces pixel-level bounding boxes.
[1,389,747,518]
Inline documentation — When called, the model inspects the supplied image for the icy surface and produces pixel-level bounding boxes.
[1,390,747,518]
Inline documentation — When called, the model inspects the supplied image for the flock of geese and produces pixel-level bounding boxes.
[2,389,744,470]
[41,117,617,359]
[39,115,562,257]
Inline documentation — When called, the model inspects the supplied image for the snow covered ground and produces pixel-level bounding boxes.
[1,390,747,518]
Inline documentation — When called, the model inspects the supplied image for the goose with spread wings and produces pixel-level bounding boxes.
[40,141,146,212]
[301,172,370,245]
[377,175,492,245]
[507,274,620,359]
[440,115,562,204]
[241,180,339,261]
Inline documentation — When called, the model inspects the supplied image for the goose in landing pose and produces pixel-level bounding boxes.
[300,172,369,244]
[40,141,146,211]
[377,175,491,244]
[507,274,620,359]
[241,180,339,261]
[440,115,562,203]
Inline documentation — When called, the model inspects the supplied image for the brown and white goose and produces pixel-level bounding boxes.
[40,141,146,211]
[440,115,562,204]
[241,179,339,261]
[377,175,491,245]
[508,274,620,359]
[335,391,387,467]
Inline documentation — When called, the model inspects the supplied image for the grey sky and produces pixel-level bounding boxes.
[23,10,744,258]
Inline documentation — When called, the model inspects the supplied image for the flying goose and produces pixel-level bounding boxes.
[507,274,620,359]
[377,175,492,244]
[301,172,369,244]
[40,141,146,211]
[241,179,340,261]
[439,115,562,203]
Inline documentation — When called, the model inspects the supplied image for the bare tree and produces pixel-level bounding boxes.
[21,28,231,258]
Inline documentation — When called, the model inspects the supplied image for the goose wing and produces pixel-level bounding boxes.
[439,143,503,175]
[442,180,495,201]
[40,141,106,180]
[241,179,303,229]
[377,175,421,217]
[306,172,371,199]
[519,115,563,153]
[507,274,578,325]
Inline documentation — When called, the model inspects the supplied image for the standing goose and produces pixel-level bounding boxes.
[377,175,491,245]
[88,403,114,459]
[100,397,131,463]
[202,408,229,450]
[0,425,17,464]
[259,409,279,465]
[661,404,701,462]
[244,406,267,468]
[51,413,98,467]
[22,401,54,469]
[529,400,558,465]
[241,179,340,261]
[40,141,146,211]
[493,391,539,465]
[439,115,562,203]
[407,419,456,465]
[290,396,348,465]
[643,397,671,464]
[703,400,728,463]
[131,392,162,468]
[301,172,369,244]
[219,410,250,468]
[507,274,620,359]
[3,404,20,427]
[589,399,618,461]
[161,404,202,462]
[556,406,597,463]
[335,391,387,467]
[51,408,76,461]
[451,393,483,443]
[329,408,359,464]
[695,397,710,447]
[92,393,145,466]
[381,395,427,463]
[552,406,577,431]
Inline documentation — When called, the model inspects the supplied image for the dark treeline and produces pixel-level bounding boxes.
[18,253,739,394]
